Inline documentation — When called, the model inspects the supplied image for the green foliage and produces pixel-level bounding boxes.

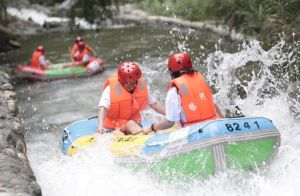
[135,0,300,44]
[137,0,212,21]
[0,0,8,25]
[69,0,121,25]
[206,0,300,43]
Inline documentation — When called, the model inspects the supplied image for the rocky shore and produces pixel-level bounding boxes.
[0,72,41,196]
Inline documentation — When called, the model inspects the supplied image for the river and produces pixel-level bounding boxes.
[2,24,300,196]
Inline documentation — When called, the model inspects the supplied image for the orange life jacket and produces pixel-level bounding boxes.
[168,71,218,126]
[103,75,148,131]
[71,44,78,54]
[73,48,92,66]
[31,51,44,69]
[71,44,92,57]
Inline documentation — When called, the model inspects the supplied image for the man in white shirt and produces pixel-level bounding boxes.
[143,52,223,134]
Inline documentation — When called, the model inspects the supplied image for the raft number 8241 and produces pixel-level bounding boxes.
[225,121,260,132]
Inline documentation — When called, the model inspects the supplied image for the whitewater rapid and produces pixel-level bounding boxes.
[17,37,300,196]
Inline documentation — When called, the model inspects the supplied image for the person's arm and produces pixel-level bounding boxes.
[215,104,224,118]
[87,44,96,56]
[80,54,90,66]
[147,90,165,115]
[149,102,165,115]
[143,118,174,134]
[212,93,224,118]
[70,47,75,63]
[39,55,51,69]
[72,61,85,67]
[143,87,180,134]
[65,54,89,68]
[97,106,108,134]
[97,86,110,134]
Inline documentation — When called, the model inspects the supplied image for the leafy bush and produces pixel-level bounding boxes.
[135,0,300,44]
[205,0,300,42]
[137,0,212,21]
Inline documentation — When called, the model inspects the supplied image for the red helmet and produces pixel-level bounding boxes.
[168,52,192,72]
[77,41,85,49]
[76,36,83,43]
[118,61,142,84]
[36,45,45,53]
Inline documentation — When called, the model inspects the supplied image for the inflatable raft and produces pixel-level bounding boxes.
[60,116,280,179]
[16,58,104,81]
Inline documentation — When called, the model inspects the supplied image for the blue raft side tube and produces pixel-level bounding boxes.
[141,116,278,155]
[60,117,98,154]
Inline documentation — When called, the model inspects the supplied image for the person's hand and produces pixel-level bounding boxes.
[97,127,104,134]
[142,127,152,135]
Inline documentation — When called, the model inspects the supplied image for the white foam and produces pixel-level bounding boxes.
[24,37,300,196]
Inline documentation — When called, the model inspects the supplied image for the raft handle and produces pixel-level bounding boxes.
[88,116,98,120]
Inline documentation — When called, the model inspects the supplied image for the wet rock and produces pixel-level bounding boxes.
[0,106,9,119]
[7,131,26,154]
[0,72,10,82]
[0,24,20,53]
[12,119,21,133]
[43,20,66,28]
[0,71,41,195]
[0,186,15,196]
[2,91,17,100]
[0,83,14,91]
[7,100,17,114]
[2,148,16,157]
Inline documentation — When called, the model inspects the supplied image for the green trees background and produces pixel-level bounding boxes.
[136,0,300,43]
[1,0,299,43]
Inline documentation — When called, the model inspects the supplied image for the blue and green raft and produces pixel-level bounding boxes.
[61,116,280,180]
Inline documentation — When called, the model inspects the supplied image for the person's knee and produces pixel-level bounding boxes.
[111,129,125,135]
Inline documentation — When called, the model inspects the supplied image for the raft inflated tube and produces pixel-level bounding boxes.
[112,117,280,180]
[67,135,96,155]
[61,117,98,155]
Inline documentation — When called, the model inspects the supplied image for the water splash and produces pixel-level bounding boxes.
[170,27,194,53]
[22,30,300,196]
[206,39,300,118]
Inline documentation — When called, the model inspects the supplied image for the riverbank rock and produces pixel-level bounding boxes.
[0,71,42,196]
[0,24,20,53]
